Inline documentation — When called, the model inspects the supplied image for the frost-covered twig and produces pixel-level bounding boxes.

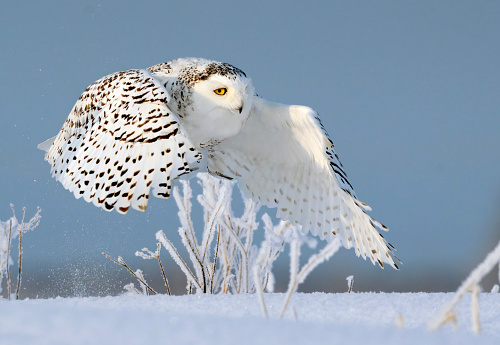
[1,205,41,299]
[16,207,25,300]
[471,284,480,333]
[200,185,227,264]
[221,217,249,293]
[102,252,157,295]
[346,275,354,293]
[156,249,171,295]
[16,226,22,300]
[136,243,171,295]
[254,215,290,293]
[6,220,12,300]
[123,282,142,295]
[4,219,12,301]
[210,226,221,294]
[154,174,265,295]
[156,230,202,291]
[114,172,339,302]
[280,239,300,318]
[173,180,200,259]
[280,237,342,318]
[135,269,149,295]
[253,263,268,317]
[178,223,205,292]
[171,177,229,293]
[428,239,500,332]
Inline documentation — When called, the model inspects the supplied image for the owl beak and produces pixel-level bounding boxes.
[238,103,244,114]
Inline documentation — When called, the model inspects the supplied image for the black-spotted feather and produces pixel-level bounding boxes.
[39,58,397,270]
[39,69,202,213]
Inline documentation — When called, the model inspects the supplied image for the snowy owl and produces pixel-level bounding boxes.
[39,58,398,269]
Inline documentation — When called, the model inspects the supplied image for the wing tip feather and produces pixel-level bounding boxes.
[38,136,56,152]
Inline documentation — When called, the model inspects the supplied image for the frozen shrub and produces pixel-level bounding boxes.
[154,173,287,294]
[0,205,41,299]
[111,172,342,313]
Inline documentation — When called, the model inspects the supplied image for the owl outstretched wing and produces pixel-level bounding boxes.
[39,69,202,213]
[208,97,398,268]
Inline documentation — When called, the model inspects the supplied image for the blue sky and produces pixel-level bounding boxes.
[1,1,499,295]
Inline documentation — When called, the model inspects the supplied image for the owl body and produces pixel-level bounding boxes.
[40,58,398,269]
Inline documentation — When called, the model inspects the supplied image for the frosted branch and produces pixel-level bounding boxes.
[280,237,342,318]
[135,243,171,295]
[102,252,157,295]
[156,230,202,291]
[1,205,41,299]
[253,263,268,317]
[108,172,340,303]
[429,239,500,332]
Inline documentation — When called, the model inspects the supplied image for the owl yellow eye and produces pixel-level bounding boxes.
[214,87,227,95]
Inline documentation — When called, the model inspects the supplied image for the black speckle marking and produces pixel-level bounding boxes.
[178,62,246,87]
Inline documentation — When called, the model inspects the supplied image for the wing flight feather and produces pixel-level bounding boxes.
[40,69,202,213]
[208,97,398,268]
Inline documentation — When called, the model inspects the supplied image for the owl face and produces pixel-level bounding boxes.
[192,73,253,116]
[182,71,255,148]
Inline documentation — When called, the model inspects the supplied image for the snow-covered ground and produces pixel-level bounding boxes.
[1,292,498,345]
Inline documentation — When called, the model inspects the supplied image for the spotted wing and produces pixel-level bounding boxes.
[208,97,398,268]
[39,69,202,213]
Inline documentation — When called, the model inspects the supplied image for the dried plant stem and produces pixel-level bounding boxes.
[16,229,22,300]
[157,253,171,295]
[346,275,354,293]
[177,224,206,292]
[280,238,342,318]
[429,239,500,332]
[280,240,300,318]
[135,270,149,296]
[263,273,270,292]
[210,226,221,294]
[201,200,224,264]
[471,284,481,333]
[102,252,157,295]
[174,186,201,259]
[253,264,268,318]
[223,220,248,293]
[156,231,202,290]
[201,262,207,293]
[218,231,231,293]
[121,173,316,298]
[1,206,41,300]
[6,220,12,300]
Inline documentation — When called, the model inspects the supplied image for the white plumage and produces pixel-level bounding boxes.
[39,58,398,269]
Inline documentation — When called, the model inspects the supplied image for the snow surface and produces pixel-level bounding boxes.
[1,292,499,345]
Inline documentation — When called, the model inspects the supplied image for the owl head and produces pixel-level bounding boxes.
[150,58,255,148]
